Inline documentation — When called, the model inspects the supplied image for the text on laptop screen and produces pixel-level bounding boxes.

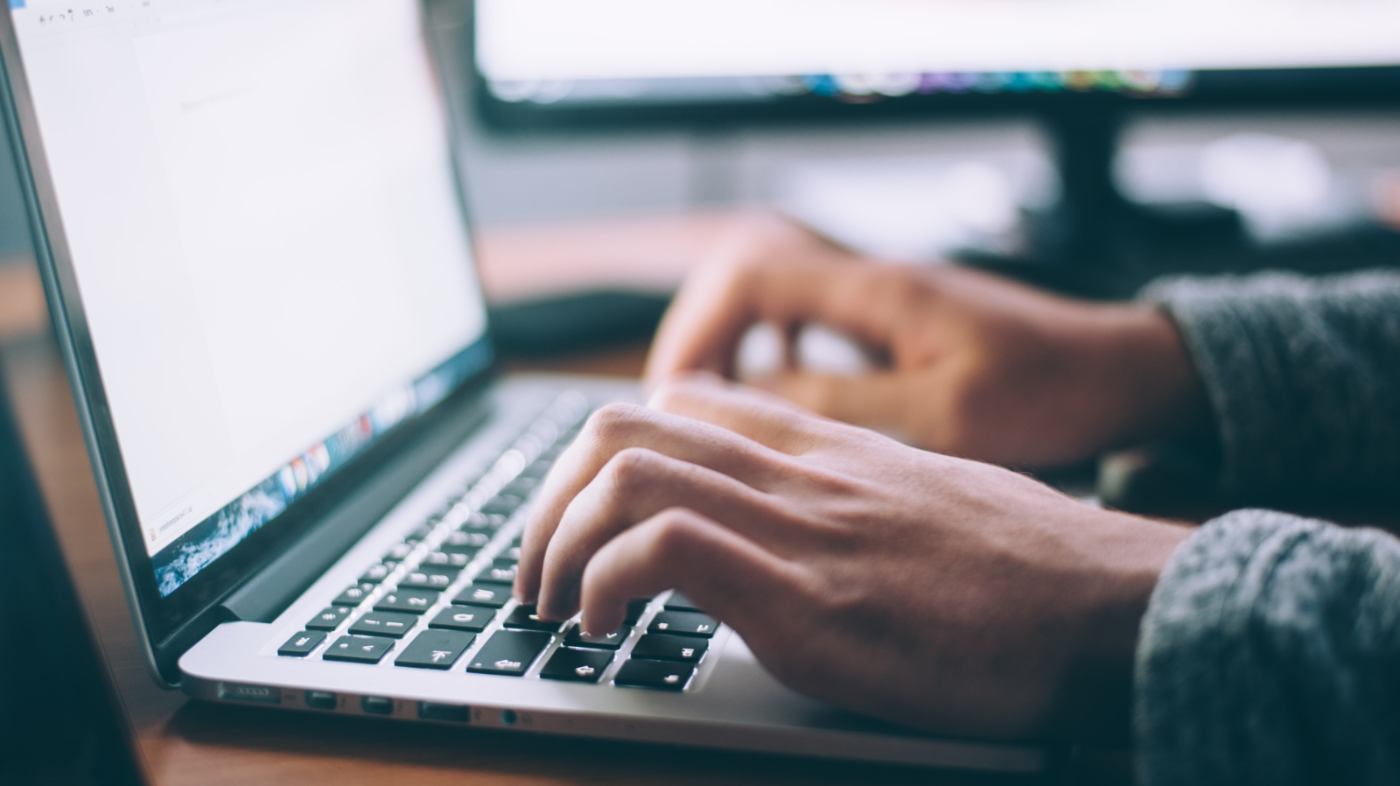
[8,0,490,595]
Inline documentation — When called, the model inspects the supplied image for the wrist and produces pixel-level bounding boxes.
[1052,511,1190,743]
[1094,304,1210,449]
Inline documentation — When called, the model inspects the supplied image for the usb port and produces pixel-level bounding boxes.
[361,696,394,715]
[417,702,471,723]
[305,691,337,711]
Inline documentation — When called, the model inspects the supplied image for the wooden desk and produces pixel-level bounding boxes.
[0,217,1038,786]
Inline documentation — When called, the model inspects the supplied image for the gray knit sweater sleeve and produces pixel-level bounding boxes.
[1143,270,1400,501]
[1135,510,1400,785]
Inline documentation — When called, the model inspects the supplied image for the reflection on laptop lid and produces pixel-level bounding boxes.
[0,365,147,786]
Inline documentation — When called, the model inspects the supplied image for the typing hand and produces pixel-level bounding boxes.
[514,376,1188,739]
[646,215,1206,469]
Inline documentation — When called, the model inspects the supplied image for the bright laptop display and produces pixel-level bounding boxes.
[6,0,490,596]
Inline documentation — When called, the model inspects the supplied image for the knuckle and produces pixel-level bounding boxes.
[873,265,928,313]
[708,233,773,284]
[585,402,648,446]
[600,447,661,497]
[644,508,700,563]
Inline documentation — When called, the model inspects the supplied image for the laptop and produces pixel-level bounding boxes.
[0,363,147,786]
[0,0,1040,772]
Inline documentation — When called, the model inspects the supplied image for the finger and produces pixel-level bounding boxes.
[648,373,832,454]
[536,448,795,619]
[578,507,806,638]
[515,402,791,602]
[644,258,905,387]
[750,371,911,433]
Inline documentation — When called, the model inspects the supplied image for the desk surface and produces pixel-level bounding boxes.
[0,215,1037,786]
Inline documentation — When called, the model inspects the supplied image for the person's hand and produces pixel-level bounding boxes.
[646,216,1207,469]
[514,375,1190,740]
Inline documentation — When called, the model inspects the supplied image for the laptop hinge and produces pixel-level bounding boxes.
[219,390,495,624]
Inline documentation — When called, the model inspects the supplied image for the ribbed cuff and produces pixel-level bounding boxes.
[1134,509,1400,786]
[1134,511,1308,785]
[1141,271,1400,501]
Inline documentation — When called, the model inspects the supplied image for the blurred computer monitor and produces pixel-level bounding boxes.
[471,1,1400,292]
[473,0,1400,125]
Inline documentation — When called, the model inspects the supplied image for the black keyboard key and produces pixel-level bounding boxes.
[278,630,326,657]
[428,606,495,633]
[399,571,454,591]
[453,582,510,608]
[331,583,374,607]
[480,494,525,517]
[649,611,718,638]
[540,647,613,683]
[664,592,704,612]
[415,561,462,578]
[564,624,631,650]
[518,460,552,481]
[477,560,518,586]
[359,563,395,584]
[306,606,350,631]
[614,659,694,691]
[631,633,708,664]
[349,611,418,639]
[374,589,438,614]
[624,598,652,624]
[323,635,395,664]
[422,550,470,570]
[466,630,552,676]
[501,476,542,498]
[501,604,564,633]
[395,630,475,670]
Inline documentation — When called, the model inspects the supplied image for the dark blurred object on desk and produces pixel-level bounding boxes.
[0,364,147,786]
[489,288,672,357]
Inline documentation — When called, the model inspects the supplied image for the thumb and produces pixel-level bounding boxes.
[751,371,909,432]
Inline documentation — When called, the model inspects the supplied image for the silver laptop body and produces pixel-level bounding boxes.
[0,0,1041,772]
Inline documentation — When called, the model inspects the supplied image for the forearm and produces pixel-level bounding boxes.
[1134,509,1400,786]
[1143,270,1400,501]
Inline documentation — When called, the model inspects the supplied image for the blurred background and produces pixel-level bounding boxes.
[6,0,1400,312]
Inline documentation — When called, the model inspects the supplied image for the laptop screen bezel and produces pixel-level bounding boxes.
[0,1,500,682]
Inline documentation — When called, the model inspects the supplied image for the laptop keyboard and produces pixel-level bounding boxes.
[274,392,721,694]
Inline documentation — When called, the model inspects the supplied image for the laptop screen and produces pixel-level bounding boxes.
[6,0,491,597]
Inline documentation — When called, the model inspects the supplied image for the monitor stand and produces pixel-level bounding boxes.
[958,105,1400,299]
